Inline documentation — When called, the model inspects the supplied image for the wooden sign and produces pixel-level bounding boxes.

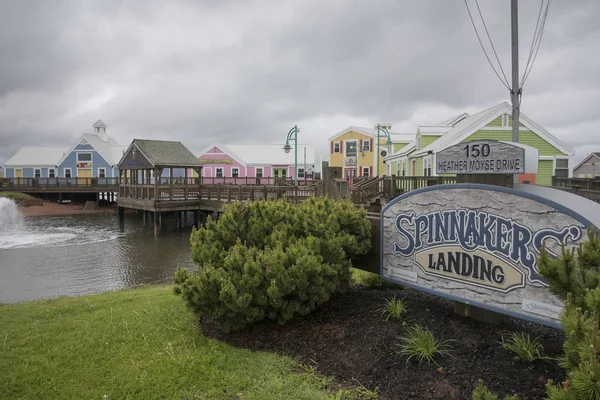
[199,159,233,165]
[381,183,600,328]
[436,140,525,175]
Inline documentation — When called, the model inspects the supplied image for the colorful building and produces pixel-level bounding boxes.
[195,143,316,183]
[3,120,127,179]
[384,102,574,186]
[328,126,414,180]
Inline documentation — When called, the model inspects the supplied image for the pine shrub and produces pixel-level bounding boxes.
[474,229,600,399]
[174,197,371,331]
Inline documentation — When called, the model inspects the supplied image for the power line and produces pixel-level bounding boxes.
[521,0,552,88]
[464,0,511,90]
[474,0,510,88]
[521,0,545,84]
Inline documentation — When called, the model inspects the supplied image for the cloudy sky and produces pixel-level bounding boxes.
[0,0,598,167]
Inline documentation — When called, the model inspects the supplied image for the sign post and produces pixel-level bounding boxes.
[380,139,600,328]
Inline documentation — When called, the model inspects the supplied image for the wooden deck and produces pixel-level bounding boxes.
[118,181,323,213]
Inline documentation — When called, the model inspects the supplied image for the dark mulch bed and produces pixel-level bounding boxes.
[201,287,565,400]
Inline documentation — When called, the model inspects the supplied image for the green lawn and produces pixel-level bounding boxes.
[0,192,33,200]
[0,285,370,400]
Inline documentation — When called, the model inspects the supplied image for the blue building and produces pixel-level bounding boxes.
[56,120,127,179]
[3,120,127,179]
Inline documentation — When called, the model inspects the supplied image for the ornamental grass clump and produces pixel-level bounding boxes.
[396,324,454,366]
[498,331,547,362]
[378,296,407,321]
[174,197,371,331]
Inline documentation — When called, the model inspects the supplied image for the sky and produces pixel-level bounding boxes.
[0,0,599,168]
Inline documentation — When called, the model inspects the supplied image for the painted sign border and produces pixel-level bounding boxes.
[380,183,595,329]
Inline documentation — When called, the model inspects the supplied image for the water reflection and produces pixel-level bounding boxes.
[0,213,196,304]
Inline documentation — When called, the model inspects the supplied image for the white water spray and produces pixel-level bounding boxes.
[0,197,24,232]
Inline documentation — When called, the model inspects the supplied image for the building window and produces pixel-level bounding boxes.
[333,142,340,153]
[231,168,239,178]
[402,161,406,176]
[396,163,400,176]
[256,168,263,178]
[98,168,106,178]
[34,169,41,178]
[424,156,432,176]
[555,158,569,178]
[216,168,223,178]
[362,140,371,152]
[345,141,357,157]
[362,167,370,177]
[502,114,509,127]
[77,153,92,162]
[416,136,421,150]
[64,168,72,178]
[298,168,305,178]
[49,168,55,178]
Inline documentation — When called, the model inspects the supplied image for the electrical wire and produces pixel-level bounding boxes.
[474,0,510,88]
[521,0,552,88]
[521,0,545,85]
[464,0,511,91]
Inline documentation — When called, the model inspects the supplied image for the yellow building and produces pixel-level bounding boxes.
[328,126,414,181]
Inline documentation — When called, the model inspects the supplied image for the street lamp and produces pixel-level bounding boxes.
[283,125,300,185]
[375,123,393,177]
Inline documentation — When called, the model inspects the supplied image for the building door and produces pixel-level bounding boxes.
[344,168,356,185]
[274,168,287,182]
[15,168,22,185]
[78,168,92,185]
[411,160,416,176]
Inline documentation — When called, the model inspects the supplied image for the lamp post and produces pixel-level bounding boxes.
[375,124,393,177]
[283,125,300,185]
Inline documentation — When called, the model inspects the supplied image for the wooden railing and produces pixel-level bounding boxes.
[350,176,458,205]
[118,176,323,203]
[0,177,119,190]
[552,177,600,192]
[199,184,322,203]
[200,177,318,186]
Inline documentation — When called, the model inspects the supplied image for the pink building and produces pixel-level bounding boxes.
[194,143,316,184]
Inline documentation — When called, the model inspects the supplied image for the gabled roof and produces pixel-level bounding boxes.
[4,146,70,167]
[196,143,317,166]
[328,126,414,143]
[385,140,418,161]
[418,125,451,135]
[93,119,107,128]
[196,143,247,166]
[56,133,123,167]
[436,113,469,127]
[390,133,416,143]
[574,152,600,171]
[226,144,316,165]
[413,102,575,157]
[120,139,203,168]
[111,145,129,167]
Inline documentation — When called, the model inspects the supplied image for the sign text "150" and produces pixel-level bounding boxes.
[463,143,491,158]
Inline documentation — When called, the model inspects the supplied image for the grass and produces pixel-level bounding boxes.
[0,285,374,399]
[396,324,454,366]
[377,296,407,321]
[350,268,404,289]
[0,192,33,200]
[498,331,547,362]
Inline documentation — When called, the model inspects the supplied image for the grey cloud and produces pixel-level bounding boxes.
[0,0,599,167]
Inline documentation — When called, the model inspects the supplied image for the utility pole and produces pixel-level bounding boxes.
[511,0,519,144]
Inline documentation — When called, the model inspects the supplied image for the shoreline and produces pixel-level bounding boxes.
[18,201,118,217]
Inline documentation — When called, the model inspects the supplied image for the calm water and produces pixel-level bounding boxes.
[0,207,196,304]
